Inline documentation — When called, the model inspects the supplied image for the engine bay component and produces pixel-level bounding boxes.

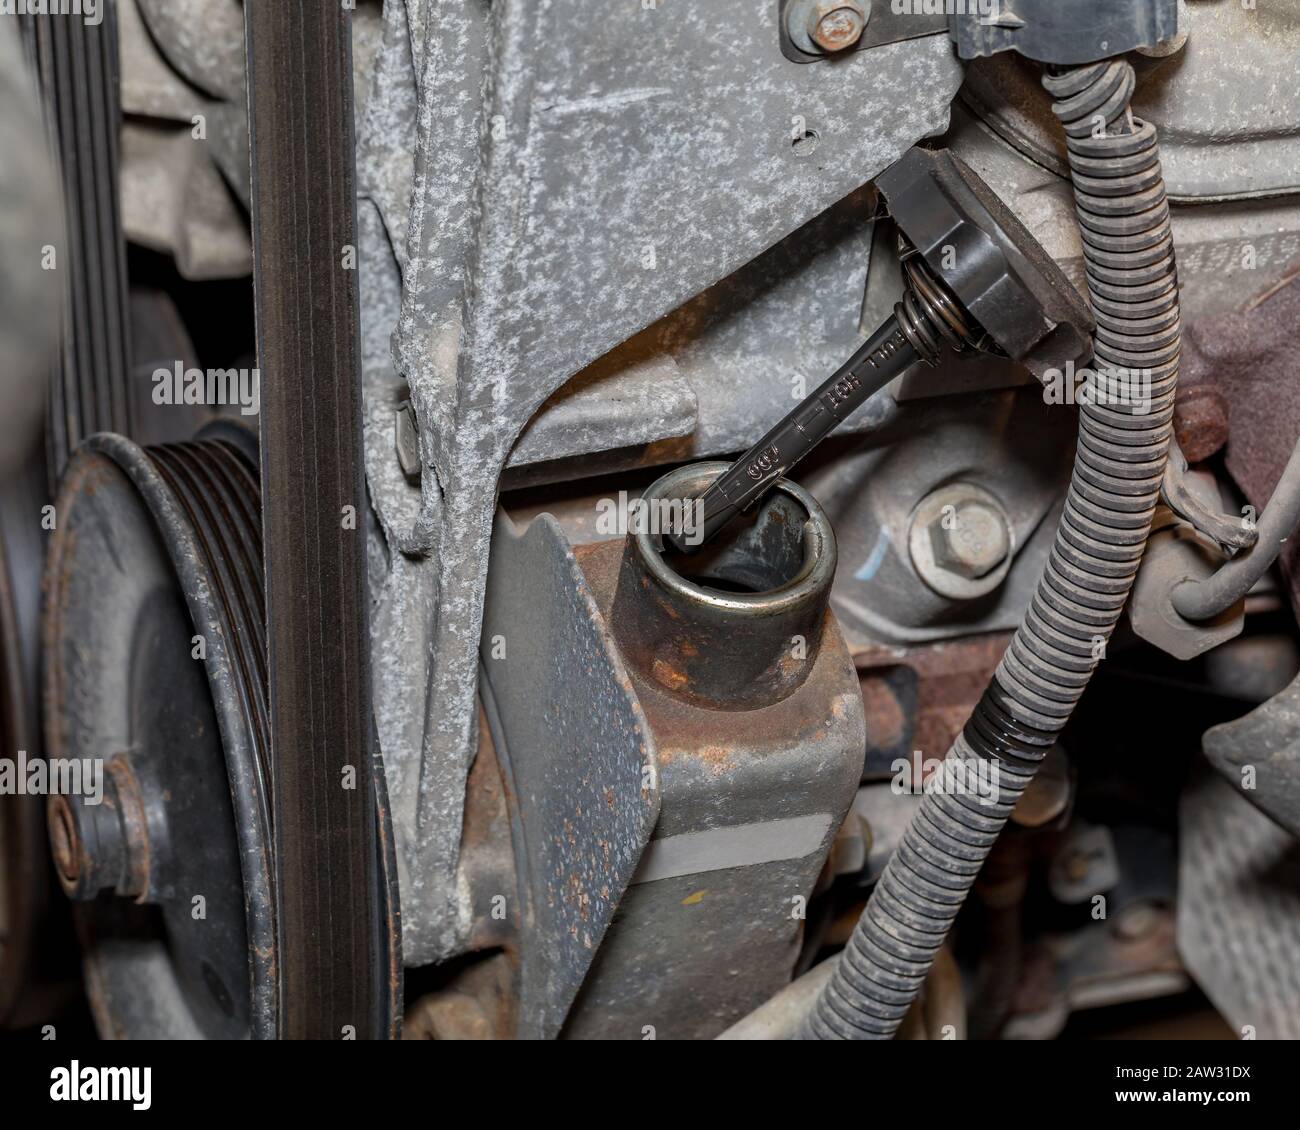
[245,0,396,1040]
[43,432,277,1039]
[809,390,1074,646]
[21,1,133,485]
[1160,437,1258,558]
[1128,527,1246,662]
[672,147,1092,553]
[785,1,870,56]
[948,0,1180,65]
[909,482,1016,601]
[365,5,965,969]
[778,0,949,63]
[7,0,1300,1064]
[616,464,840,709]
[1202,667,1300,838]
[803,57,1180,1040]
[479,512,661,1040]
[1178,771,1300,1040]
[483,464,865,1037]
[1172,436,1300,623]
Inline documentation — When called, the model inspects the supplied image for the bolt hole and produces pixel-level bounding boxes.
[792,129,820,157]
[658,491,810,596]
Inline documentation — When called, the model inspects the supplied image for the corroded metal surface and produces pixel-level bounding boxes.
[563,524,864,1038]
[854,632,1011,777]
[1173,385,1229,465]
[480,513,660,1039]
[610,464,837,710]
[367,0,961,964]
[479,479,865,1038]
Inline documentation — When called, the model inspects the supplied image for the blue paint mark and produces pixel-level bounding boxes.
[854,527,891,582]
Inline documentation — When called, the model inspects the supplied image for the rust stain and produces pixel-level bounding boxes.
[695,744,732,765]
[656,743,736,778]
[651,657,688,691]
[860,674,906,749]
[855,633,1011,759]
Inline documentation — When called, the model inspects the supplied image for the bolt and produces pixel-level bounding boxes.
[807,2,868,52]
[786,1,869,55]
[48,756,151,902]
[929,498,1011,580]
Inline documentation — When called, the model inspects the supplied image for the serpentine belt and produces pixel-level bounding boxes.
[244,0,398,1040]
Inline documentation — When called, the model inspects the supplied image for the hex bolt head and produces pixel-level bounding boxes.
[807,2,868,52]
[929,499,1011,580]
[909,483,1016,601]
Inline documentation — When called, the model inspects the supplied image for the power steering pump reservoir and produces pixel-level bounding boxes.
[557,463,866,1038]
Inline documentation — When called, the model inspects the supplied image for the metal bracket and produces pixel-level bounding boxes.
[480,513,660,1040]
[948,0,1178,65]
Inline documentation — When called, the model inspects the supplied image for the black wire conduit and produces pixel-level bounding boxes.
[801,59,1180,1039]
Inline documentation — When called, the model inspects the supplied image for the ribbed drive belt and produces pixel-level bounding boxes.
[22,3,133,489]
[244,0,395,1040]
